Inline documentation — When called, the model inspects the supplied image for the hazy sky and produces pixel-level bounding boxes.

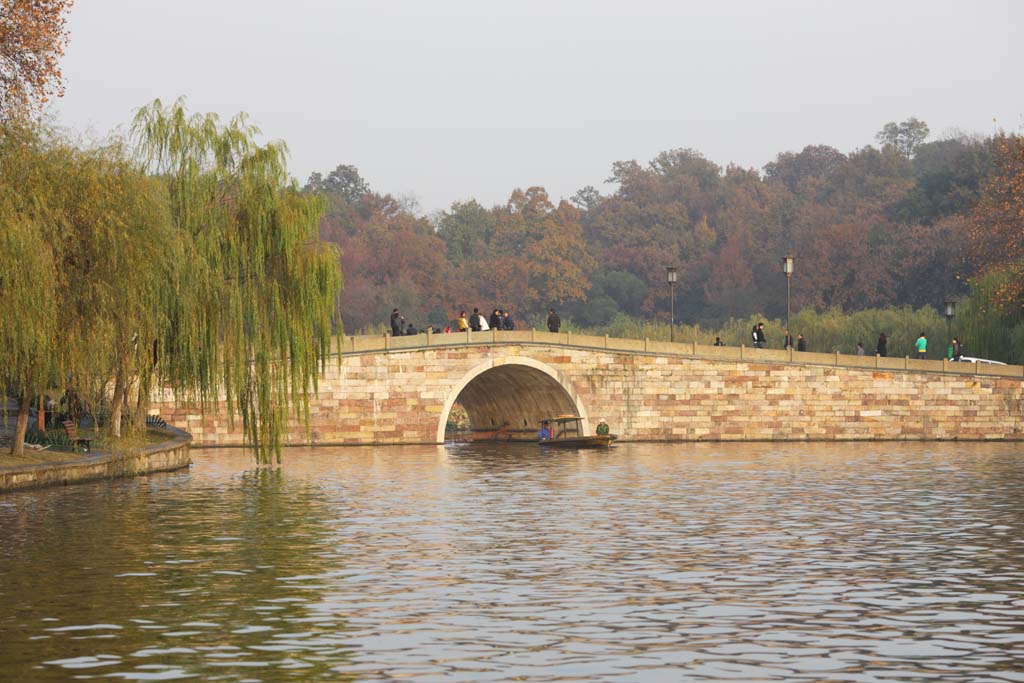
[55,0,1022,213]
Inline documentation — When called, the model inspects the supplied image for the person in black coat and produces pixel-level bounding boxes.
[796,334,807,352]
[547,308,561,333]
[876,333,887,357]
[489,309,502,331]
[752,322,767,348]
[390,308,402,336]
[469,307,482,331]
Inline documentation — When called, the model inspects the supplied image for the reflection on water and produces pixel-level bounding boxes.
[1,442,1024,681]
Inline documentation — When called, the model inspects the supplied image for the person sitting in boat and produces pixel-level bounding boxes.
[596,418,609,436]
[537,420,552,441]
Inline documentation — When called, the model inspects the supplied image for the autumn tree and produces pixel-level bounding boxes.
[584,151,720,320]
[968,134,1024,308]
[132,99,342,463]
[0,0,73,121]
[311,180,448,330]
[702,232,756,318]
[763,145,846,195]
[437,200,495,265]
[570,185,602,212]
[893,135,993,224]
[819,145,914,216]
[490,187,593,311]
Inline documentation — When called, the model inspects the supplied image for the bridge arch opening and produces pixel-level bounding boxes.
[436,358,588,442]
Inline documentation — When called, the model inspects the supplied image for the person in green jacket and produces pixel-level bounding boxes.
[596,418,610,436]
[915,332,928,359]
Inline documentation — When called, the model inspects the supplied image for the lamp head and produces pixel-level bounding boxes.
[782,255,794,276]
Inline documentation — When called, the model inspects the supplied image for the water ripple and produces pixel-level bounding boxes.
[0,442,1023,681]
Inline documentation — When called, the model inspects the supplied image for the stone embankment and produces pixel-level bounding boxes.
[0,425,192,494]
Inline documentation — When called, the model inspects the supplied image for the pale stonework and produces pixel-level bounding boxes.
[150,339,1024,446]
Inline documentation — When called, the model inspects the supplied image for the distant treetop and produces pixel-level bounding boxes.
[876,117,930,158]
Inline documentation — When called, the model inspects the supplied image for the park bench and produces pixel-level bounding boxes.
[62,420,92,453]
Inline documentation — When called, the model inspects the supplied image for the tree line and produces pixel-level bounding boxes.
[309,119,1023,362]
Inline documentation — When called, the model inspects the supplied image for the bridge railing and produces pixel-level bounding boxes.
[333,330,1024,379]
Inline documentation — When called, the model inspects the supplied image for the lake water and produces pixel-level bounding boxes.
[1,442,1023,682]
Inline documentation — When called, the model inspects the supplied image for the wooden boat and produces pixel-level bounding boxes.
[538,415,616,449]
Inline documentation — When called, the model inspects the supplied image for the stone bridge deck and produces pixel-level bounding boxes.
[153,330,1024,446]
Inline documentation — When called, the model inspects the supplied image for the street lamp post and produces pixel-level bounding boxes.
[781,255,794,341]
[666,266,678,342]
[944,299,956,345]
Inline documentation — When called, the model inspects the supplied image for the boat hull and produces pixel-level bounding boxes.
[538,435,617,449]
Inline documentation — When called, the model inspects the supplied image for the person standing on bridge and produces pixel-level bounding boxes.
[502,310,515,330]
[915,332,928,360]
[547,308,561,333]
[796,334,807,352]
[390,308,402,336]
[489,309,502,331]
[752,322,766,349]
[876,332,887,357]
[457,311,469,332]
[470,308,482,331]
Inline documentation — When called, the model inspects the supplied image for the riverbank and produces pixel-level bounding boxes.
[0,424,192,493]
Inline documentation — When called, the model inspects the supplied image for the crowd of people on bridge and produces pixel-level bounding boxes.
[388,306,566,336]
[458,307,517,332]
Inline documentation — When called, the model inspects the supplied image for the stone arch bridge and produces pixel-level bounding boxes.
[153,330,1024,446]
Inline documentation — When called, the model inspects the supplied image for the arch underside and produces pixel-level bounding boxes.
[454,364,580,439]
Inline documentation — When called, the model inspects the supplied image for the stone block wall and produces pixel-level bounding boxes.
[151,343,1024,446]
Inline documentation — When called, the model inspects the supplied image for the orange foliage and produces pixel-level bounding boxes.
[0,0,74,120]
[969,135,1024,307]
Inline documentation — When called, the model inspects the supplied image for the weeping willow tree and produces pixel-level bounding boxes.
[0,123,62,456]
[0,122,184,453]
[131,99,341,463]
[56,140,183,439]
